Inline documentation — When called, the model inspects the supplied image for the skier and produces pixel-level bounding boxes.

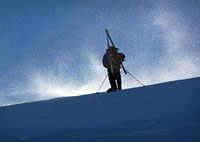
[102,46,125,92]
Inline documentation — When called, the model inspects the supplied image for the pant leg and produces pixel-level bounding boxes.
[108,69,117,90]
[115,69,122,90]
[116,77,122,90]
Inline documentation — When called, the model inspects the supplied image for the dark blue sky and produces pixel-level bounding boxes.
[0,0,200,105]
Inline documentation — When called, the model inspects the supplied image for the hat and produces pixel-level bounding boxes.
[108,46,118,50]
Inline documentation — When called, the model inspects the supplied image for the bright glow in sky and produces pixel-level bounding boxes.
[0,0,200,106]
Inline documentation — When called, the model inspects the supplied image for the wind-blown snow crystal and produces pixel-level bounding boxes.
[26,51,108,100]
[131,2,200,85]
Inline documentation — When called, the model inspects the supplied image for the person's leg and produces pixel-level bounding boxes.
[117,77,122,90]
[115,69,122,90]
[108,74,117,91]
[108,69,117,91]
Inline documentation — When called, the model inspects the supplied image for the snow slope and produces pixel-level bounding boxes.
[0,77,200,142]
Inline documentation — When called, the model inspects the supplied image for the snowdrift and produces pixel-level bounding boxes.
[0,77,200,142]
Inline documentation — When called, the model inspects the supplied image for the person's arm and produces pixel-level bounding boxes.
[118,53,125,62]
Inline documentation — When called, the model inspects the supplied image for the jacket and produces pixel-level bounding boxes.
[102,50,125,70]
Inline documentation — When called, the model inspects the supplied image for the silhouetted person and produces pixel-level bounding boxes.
[102,46,125,92]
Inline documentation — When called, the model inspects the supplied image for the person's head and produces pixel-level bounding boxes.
[107,46,118,52]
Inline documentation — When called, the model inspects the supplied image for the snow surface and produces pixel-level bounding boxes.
[0,77,200,142]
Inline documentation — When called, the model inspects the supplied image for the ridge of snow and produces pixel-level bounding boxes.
[0,77,199,141]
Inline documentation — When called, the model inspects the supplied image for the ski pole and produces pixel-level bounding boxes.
[121,64,127,74]
[97,74,108,93]
[126,71,145,87]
